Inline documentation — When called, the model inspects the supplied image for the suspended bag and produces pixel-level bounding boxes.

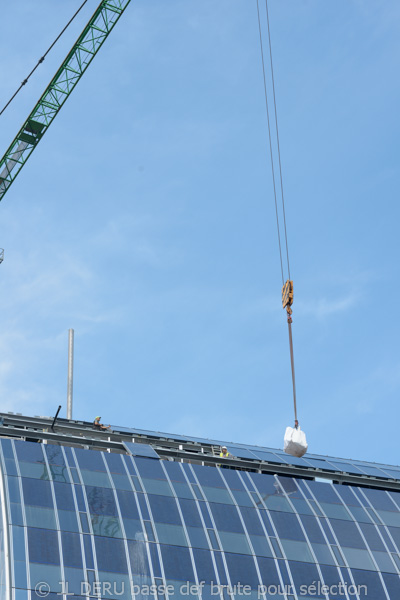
[284,425,308,458]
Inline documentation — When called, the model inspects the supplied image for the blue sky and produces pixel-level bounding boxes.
[0,0,399,466]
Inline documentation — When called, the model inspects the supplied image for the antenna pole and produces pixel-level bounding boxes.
[67,329,74,420]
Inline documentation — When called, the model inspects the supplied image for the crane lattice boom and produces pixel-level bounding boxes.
[0,0,132,201]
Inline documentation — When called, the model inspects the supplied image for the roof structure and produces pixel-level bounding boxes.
[1,411,399,492]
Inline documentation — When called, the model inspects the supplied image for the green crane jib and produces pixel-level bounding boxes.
[0,0,132,201]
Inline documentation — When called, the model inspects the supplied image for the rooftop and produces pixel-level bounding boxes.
[1,411,399,492]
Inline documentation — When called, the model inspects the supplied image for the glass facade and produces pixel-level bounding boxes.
[1,436,400,599]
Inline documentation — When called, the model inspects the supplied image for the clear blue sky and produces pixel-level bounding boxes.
[0,0,399,465]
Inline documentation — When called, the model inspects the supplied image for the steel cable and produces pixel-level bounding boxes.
[0,0,89,117]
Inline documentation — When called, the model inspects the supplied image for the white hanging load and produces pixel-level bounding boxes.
[284,425,308,458]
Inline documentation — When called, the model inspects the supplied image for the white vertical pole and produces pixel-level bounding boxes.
[67,329,74,420]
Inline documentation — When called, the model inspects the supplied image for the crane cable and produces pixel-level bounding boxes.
[256,0,298,426]
[0,0,89,118]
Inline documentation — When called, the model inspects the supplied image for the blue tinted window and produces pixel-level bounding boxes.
[225,553,259,588]
[269,511,305,541]
[259,510,274,536]
[148,495,182,525]
[382,573,400,598]
[363,488,397,511]
[335,485,362,506]
[61,532,83,568]
[181,463,196,483]
[104,453,126,473]
[1,439,15,459]
[74,448,106,471]
[137,494,150,520]
[163,461,186,482]
[22,478,53,507]
[288,561,324,598]
[94,536,128,573]
[258,557,282,588]
[351,568,386,599]
[219,469,246,490]
[74,485,86,511]
[329,519,366,549]
[86,486,117,516]
[213,551,228,585]
[7,476,20,503]
[277,477,302,497]
[148,543,162,577]
[160,544,195,582]
[15,441,44,463]
[134,457,166,479]
[116,489,139,519]
[198,503,212,528]
[192,548,216,584]
[209,503,243,533]
[359,522,386,551]
[123,455,137,476]
[178,498,203,528]
[318,518,335,544]
[28,528,60,565]
[247,472,278,497]
[318,565,347,600]
[53,481,75,511]
[299,515,326,544]
[83,535,94,569]
[45,445,66,466]
[127,540,151,576]
[307,481,340,504]
[192,464,225,488]
[239,506,263,535]
[63,446,76,468]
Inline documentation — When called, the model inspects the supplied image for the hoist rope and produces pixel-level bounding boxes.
[265,0,291,280]
[256,0,284,286]
[256,0,298,425]
[0,0,89,118]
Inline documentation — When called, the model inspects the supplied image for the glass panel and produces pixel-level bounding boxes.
[19,461,49,480]
[94,536,128,573]
[209,503,244,533]
[58,509,80,533]
[141,478,174,497]
[79,512,90,533]
[28,527,60,564]
[329,519,366,549]
[160,545,195,582]
[377,510,400,527]
[202,487,234,505]
[155,523,188,546]
[186,526,209,550]
[269,537,282,558]
[123,442,159,459]
[206,529,219,550]
[250,535,273,557]
[311,543,336,566]
[29,563,62,594]
[25,506,56,530]
[86,486,117,516]
[319,502,353,520]
[372,550,397,573]
[331,545,345,566]
[80,470,112,488]
[131,475,143,492]
[280,539,314,563]
[219,531,252,555]
[144,520,155,542]
[90,515,123,538]
[111,473,132,491]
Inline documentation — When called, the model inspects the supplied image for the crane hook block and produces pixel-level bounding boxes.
[282,280,294,310]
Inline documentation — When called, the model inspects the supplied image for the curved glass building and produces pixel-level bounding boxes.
[1,413,400,599]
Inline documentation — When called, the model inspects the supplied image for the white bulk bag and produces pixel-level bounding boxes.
[284,426,308,458]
